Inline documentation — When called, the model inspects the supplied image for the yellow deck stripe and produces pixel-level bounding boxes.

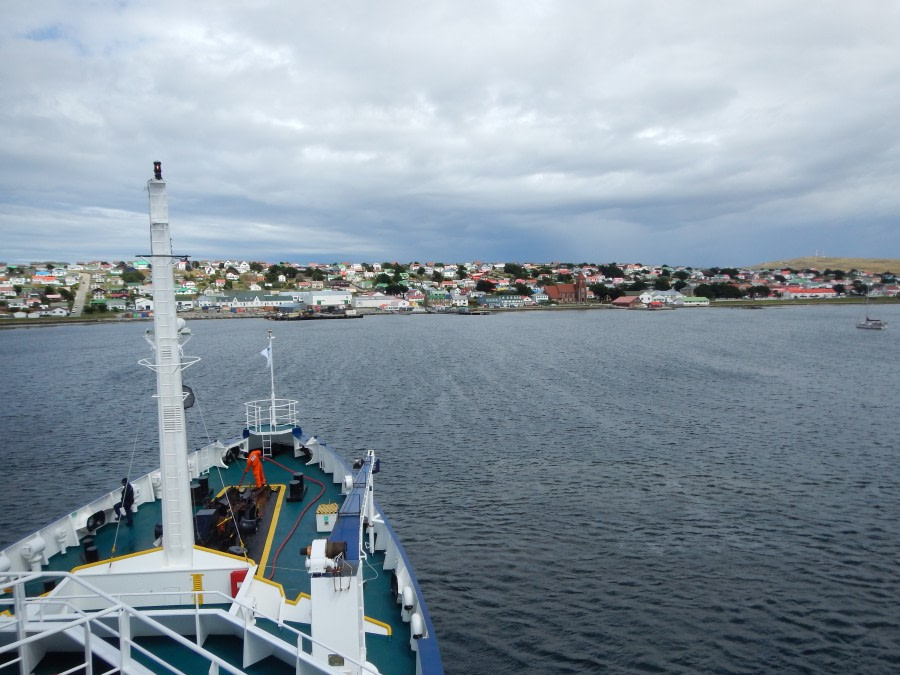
[194,544,256,565]
[70,546,164,572]
[255,484,285,576]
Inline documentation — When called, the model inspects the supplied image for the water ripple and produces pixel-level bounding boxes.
[2,307,900,673]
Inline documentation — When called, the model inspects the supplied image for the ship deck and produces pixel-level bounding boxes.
[30,446,416,673]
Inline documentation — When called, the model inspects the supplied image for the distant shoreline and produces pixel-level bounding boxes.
[2,297,897,330]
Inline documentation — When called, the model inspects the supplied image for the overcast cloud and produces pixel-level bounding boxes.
[2,1,899,267]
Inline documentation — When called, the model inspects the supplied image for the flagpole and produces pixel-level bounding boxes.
[267,329,276,428]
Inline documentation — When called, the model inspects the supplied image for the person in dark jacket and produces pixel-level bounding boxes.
[114,478,135,526]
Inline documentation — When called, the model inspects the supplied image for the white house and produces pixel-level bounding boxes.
[449,291,469,307]
[223,293,293,308]
[478,294,527,308]
[780,286,837,300]
[638,289,685,305]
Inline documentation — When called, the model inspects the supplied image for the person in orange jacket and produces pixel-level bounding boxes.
[246,448,266,488]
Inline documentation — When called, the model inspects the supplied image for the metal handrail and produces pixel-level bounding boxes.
[0,571,378,674]
[244,397,299,430]
[0,572,244,675]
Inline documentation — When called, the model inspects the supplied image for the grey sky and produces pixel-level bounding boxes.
[2,1,898,267]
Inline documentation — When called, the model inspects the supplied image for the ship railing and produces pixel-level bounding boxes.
[351,452,376,559]
[0,571,378,674]
[0,571,245,675]
[244,398,299,434]
[0,444,230,575]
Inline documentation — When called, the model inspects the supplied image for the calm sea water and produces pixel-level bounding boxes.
[2,305,899,673]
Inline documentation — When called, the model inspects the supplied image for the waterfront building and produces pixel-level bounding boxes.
[544,273,588,303]
[284,289,352,309]
[352,292,393,310]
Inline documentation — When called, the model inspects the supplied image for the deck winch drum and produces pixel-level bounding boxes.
[325,540,347,559]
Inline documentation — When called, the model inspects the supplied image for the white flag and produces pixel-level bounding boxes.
[260,346,271,369]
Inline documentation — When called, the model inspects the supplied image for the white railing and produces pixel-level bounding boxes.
[0,572,245,675]
[244,398,299,433]
[0,571,377,675]
[0,444,231,576]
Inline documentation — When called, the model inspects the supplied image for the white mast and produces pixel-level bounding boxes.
[143,161,196,568]
[267,329,276,421]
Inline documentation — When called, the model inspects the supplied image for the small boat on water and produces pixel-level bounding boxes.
[858,316,887,330]
[857,288,887,330]
[0,163,443,674]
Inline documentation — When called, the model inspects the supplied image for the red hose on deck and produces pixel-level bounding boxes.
[262,456,326,579]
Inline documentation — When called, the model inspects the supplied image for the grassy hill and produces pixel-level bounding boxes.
[751,257,900,274]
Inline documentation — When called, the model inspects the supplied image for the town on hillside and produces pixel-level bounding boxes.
[1,259,896,319]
